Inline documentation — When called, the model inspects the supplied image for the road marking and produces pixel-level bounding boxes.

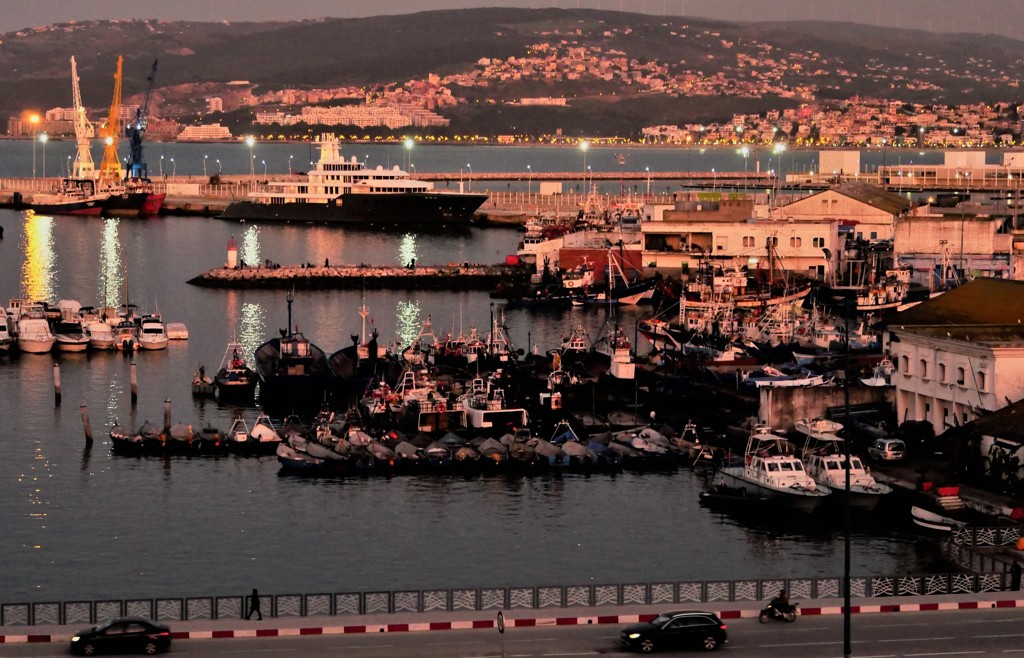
[425,640,488,645]
[854,655,897,658]
[328,645,394,650]
[542,653,599,656]
[880,637,954,643]
[865,622,931,628]
[975,634,1024,638]
[510,638,559,643]
[219,650,298,654]
[759,641,842,647]
[905,652,985,657]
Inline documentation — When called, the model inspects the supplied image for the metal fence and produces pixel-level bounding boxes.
[945,525,1023,574]
[1,572,1011,626]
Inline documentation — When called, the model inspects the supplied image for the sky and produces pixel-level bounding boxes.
[3,0,1021,41]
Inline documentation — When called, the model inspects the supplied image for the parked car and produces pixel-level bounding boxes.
[620,610,727,652]
[70,617,171,655]
[868,437,906,462]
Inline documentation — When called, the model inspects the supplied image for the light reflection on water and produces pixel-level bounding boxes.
[398,233,417,267]
[240,224,260,268]
[98,219,122,309]
[20,213,56,301]
[394,299,422,347]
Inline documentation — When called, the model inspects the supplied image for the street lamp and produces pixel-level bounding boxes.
[203,154,208,177]
[288,154,293,175]
[39,132,47,178]
[580,140,589,189]
[262,159,267,177]
[404,137,414,172]
[159,154,164,177]
[66,154,72,178]
[645,166,651,197]
[245,135,255,184]
[216,159,222,174]
[170,157,176,176]
[29,114,39,178]
[466,163,473,192]
[527,164,532,195]
[740,146,750,191]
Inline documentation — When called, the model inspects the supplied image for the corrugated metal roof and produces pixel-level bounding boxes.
[890,278,1024,327]
[832,182,912,215]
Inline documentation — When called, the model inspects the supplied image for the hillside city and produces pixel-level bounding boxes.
[6,16,1024,146]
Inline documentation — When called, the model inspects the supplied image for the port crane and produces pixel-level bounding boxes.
[125,59,157,181]
[97,55,124,186]
[69,56,96,180]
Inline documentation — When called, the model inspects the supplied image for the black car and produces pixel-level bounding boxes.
[620,610,727,652]
[70,617,172,655]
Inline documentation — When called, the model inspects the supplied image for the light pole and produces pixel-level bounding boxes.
[170,157,176,176]
[580,140,589,190]
[39,132,47,178]
[645,166,651,198]
[262,159,267,177]
[66,154,72,178]
[216,159,222,174]
[842,296,854,658]
[159,154,164,177]
[527,164,532,195]
[740,146,750,191]
[29,114,39,178]
[404,137,414,172]
[203,154,208,177]
[288,155,293,175]
[466,163,473,192]
[245,135,255,184]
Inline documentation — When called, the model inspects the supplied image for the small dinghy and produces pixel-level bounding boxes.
[911,506,965,532]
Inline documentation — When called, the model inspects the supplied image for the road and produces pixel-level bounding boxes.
[4,608,1024,656]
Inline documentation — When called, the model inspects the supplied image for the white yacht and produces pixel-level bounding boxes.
[84,319,115,350]
[0,312,14,353]
[718,423,831,513]
[137,314,169,350]
[797,424,892,511]
[52,319,90,352]
[16,310,55,354]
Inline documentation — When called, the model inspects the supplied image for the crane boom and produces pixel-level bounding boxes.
[125,59,157,181]
[97,55,124,184]
[70,56,96,180]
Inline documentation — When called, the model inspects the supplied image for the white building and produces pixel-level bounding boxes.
[885,278,1024,437]
[177,123,233,141]
[778,182,911,242]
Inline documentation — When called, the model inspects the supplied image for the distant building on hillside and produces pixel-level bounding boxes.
[177,123,233,141]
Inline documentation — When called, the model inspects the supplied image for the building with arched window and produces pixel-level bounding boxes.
[885,278,1024,436]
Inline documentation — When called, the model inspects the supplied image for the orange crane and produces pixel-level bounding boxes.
[97,55,123,185]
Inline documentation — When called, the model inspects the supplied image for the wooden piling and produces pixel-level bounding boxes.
[53,362,61,406]
[80,404,93,444]
[163,398,171,431]
[130,361,138,405]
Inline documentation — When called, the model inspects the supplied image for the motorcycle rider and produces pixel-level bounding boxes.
[769,589,790,614]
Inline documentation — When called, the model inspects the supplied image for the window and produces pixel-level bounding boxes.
[812,237,825,248]
[956,367,965,385]
[939,363,946,382]
[919,359,928,379]
[902,355,909,372]
[978,371,987,391]
[789,236,802,247]
[771,237,779,246]
[870,231,878,240]
[743,236,755,247]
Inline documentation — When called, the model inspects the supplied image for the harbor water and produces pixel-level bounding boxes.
[0,144,949,604]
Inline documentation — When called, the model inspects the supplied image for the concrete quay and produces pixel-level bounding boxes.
[186,263,523,290]
[3,591,1023,645]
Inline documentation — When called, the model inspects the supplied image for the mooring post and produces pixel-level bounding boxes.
[53,362,61,406]
[80,404,93,444]
[163,398,171,431]
[130,361,138,405]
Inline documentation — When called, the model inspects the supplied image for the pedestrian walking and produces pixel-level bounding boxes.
[1011,560,1021,591]
[246,588,263,620]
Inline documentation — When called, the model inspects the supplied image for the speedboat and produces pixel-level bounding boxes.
[717,423,831,513]
[214,339,258,400]
[15,315,55,354]
[0,313,15,353]
[137,314,169,350]
[52,319,90,352]
[84,318,115,350]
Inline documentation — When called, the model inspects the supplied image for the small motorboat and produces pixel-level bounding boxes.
[910,506,965,532]
[192,366,216,396]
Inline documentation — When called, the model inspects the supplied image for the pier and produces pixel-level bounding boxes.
[187,262,524,290]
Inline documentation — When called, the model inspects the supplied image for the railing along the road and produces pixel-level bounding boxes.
[945,525,1024,574]
[1,571,1013,626]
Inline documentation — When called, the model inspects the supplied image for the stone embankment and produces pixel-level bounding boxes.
[187,263,524,290]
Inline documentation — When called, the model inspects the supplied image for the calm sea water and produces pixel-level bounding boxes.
[0,143,946,603]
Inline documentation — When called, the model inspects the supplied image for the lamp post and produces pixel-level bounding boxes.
[39,132,47,178]
[262,159,267,177]
[170,157,176,177]
[645,166,651,198]
[740,146,750,191]
[66,154,72,178]
[842,296,854,658]
[527,164,532,195]
[580,140,589,190]
[288,155,293,175]
[466,163,473,192]
[245,135,255,184]
[159,154,164,177]
[29,114,39,178]
[203,154,208,177]
[216,159,222,174]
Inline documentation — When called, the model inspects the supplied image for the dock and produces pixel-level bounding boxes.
[187,263,525,290]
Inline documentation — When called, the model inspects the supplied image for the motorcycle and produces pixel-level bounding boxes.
[758,601,798,623]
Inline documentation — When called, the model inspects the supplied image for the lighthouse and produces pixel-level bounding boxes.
[226,236,238,269]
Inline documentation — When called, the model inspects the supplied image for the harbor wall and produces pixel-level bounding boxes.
[759,385,893,430]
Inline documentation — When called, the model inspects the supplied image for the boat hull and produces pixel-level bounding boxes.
[717,466,830,513]
[221,191,488,225]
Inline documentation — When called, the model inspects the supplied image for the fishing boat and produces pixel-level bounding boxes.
[15,178,108,216]
[254,294,335,411]
[214,339,258,400]
[717,423,831,513]
[911,506,965,532]
[221,134,488,226]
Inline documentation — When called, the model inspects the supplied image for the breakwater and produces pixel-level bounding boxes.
[187,263,524,290]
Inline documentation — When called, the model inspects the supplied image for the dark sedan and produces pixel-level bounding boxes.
[620,610,727,652]
[69,617,172,655]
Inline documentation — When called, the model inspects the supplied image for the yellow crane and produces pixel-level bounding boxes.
[97,55,123,184]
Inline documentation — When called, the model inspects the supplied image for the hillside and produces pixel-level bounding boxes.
[2,8,1023,137]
